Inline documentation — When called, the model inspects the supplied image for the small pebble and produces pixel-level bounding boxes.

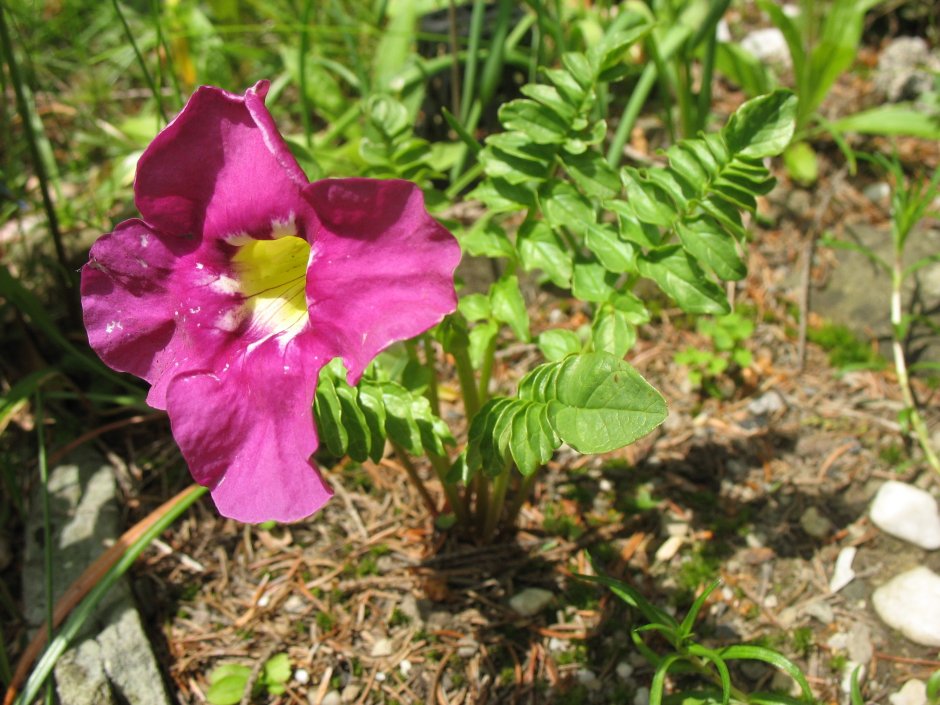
[829,546,857,593]
[399,659,412,677]
[633,686,651,705]
[870,481,940,550]
[294,668,310,685]
[872,566,940,646]
[320,691,342,705]
[370,637,393,658]
[747,390,786,417]
[509,587,554,617]
[615,661,634,680]
[800,506,833,538]
[889,678,928,705]
[655,535,684,562]
[741,28,791,66]
[576,668,600,689]
[341,684,360,703]
[375,672,386,683]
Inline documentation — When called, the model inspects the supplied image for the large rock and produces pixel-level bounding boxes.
[24,451,172,705]
[870,481,940,550]
[872,566,940,647]
[814,223,940,365]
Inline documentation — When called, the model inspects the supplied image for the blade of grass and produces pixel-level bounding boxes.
[35,392,53,704]
[110,0,168,124]
[298,0,314,149]
[458,0,486,124]
[0,6,73,304]
[6,484,207,705]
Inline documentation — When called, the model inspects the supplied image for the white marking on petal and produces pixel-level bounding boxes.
[189,306,201,314]
[139,233,149,248]
[271,213,296,239]
[105,321,117,334]
[211,275,241,295]
[196,262,205,270]
[135,257,148,269]
[216,307,247,332]
[225,232,253,246]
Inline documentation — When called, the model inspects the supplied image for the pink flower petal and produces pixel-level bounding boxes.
[303,178,461,382]
[81,219,249,408]
[165,334,333,523]
[135,81,310,241]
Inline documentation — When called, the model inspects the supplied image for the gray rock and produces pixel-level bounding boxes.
[24,451,172,705]
[509,587,554,617]
[814,223,940,364]
[800,506,833,538]
[741,28,791,67]
[370,637,393,658]
[870,481,940,549]
[319,691,342,705]
[747,390,786,417]
[875,37,940,102]
[872,567,940,646]
[889,679,928,705]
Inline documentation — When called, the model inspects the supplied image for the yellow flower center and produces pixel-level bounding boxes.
[232,235,310,339]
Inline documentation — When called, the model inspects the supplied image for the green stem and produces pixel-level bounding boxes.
[476,329,498,406]
[428,452,469,526]
[458,0,486,123]
[111,0,168,124]
[150,0,182,109]
[389,441,439,517]
[482,461,512,542]
[696,25,717,133]
[423,334,441,418]
[35,393,53,652]
[452,343,481,419]
[504,470,539,530]
[606,62,657,166]
[299,0,314,149]
[891,251,940,474]
[0,7,73,303]
[473,472,489,535]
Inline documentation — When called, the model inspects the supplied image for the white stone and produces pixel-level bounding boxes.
[870,481,940,549]
[872,567,940,646]
[633,686,651,705]
[800,506,833,538]
[889,679,928,705]
[615,661,634,680]
[576,668,600,689]
[294,668,310,684]
[829,546,857,592]
[370,637,393,657]
[319,692,342,705]
[741,28,791,67]
[655,535,684,562]
[509,587,554,617]
[398,659,412,677]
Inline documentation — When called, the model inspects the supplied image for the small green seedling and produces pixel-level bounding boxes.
[206,653,292,705]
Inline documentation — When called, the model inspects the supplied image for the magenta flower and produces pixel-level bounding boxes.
[81,81,460,523]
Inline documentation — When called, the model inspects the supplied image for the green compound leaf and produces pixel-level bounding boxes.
[561,150,621,200]
[517,220,573,288]
[638,247,730,314]
[314,361,453,463]
[722,89,797,158]
[591,304,637,358]
[490,274,531,342]
[675,217,746,281]
[538,329,583,361]
[542,179,597,233]
[498,99,569,144]
[466,352,666,476]
[572,259,618,303]
[545,352,667,453]
[585,222,637,273]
